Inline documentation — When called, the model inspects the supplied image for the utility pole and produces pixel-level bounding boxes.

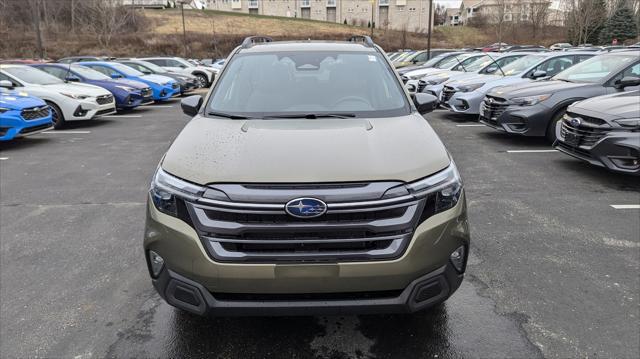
[180,1,187,58]
[427,0,433,59]
[33,0,44,59]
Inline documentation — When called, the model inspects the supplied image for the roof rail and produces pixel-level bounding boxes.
[347,35,374,48]
[241,36,273,49]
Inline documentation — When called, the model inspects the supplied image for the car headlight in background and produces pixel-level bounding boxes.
[150,167,205,217]
[459,83,485,92]
[409,74,425,80]
[427,77,449,85]
[61,92,90,100]
[511,94,551,106]
[115,85,136,92]
[614,118,640,129]
[407,161,463,213]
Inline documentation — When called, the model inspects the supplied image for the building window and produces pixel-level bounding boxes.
[327,0,336,7]
[301,0,310,8]
[379,0,390,5]
[231,0,241,9]
[248,0,258,8]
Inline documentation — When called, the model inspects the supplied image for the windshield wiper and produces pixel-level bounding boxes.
[207,111,252,119]
[263,113,357,119]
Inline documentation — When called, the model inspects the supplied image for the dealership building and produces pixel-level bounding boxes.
[204,0,434,32]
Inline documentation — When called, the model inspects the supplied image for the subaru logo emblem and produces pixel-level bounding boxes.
[488,98,494,103]
[569,117,582,127]
[285,198,327,218]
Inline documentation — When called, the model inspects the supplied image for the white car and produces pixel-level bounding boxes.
[403,53,488,90]
[140,57,218,87]
[0,64,116,128]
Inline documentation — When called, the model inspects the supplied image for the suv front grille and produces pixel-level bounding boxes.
[96,94,114,105]
[441,86,456,104]
[560,114,611,147]
[481,96,509,124]
[21,105,49,120]
[183,183,434,263]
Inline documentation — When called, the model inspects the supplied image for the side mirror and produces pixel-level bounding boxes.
[413,93,438,114]
[142,70,152,75]
[66,76,80,82]
[181,95,203,117]
[531,70,547,79]
[111,73,123,79]
[485,66,498,73]
[0,80,14,89]
[615,76,640,89]
[406,83,417,93]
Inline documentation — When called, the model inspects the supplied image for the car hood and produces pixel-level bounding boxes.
[569,91,640,119]
[162,115,451,185]
[0,92,45,110]
[404,68,449,79]
[87,78,148,90]
[449,74,502,87]
[140,74,174,85]
[489,80,591,99]
[40,82,110,96]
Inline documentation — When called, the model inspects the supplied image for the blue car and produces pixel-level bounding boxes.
[31,64,154,110]
[78,62,179,102]
[0,88,53,141]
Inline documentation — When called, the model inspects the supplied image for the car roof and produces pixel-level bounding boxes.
[237,41,377,54]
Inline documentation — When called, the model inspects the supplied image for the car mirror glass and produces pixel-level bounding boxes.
[66,76,80,82]
[0,80,14,88]
[532,70,547,79]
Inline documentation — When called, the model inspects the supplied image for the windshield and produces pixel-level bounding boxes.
[109,63,144,76]
[175,58,195,68]
[2,66,63,85]
[553,54,638,83]
[501,55,546,76]
[422,53,453,68]
[459,55,494,72]
[70,65,110,80]
[434,54,474,69]
[207,51,409,118]
[138,61,167,73]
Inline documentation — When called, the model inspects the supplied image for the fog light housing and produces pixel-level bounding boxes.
[450,246,466,273]
[148,250,165,277]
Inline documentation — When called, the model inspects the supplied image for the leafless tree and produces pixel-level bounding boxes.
[487,0,509,43]
[75,0,139,47]
[529,1,551,40]
[563,0,606,44]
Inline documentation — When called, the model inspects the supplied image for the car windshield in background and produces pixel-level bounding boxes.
[208,51,409,118]
[460,55,494,72]
[176,58,195,68]
[434,54,474,69]
[70,65,110,80]
[553,54,638,83]
[139,61,167,73]
[3,66,63,85]
[421,53,449,67]
[501,55,546,76]
[110,63,144,76]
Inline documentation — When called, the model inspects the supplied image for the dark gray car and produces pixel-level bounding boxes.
[480,50,640,141]
[554,90,640,175]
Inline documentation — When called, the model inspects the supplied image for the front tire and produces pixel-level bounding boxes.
[546,108,566,143]
[194,73,208,88]
[46,101,66,129]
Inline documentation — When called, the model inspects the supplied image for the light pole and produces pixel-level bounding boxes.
[180,0,187,57]
[427,0,433,59]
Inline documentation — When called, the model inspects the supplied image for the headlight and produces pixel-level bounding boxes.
[614,118,640,129]
[406,161,463,213]
[511,94,551,106]
[0,107,9,113]
[149,167,205,217]
[459,83,485,92]
[427,77,449,85]
[61,92,89,100]
[115,85,136,92]
[409,74,425,80]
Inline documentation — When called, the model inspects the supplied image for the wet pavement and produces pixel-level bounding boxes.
[1,101,638,358]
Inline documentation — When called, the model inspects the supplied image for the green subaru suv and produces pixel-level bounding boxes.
[144,36,470,316]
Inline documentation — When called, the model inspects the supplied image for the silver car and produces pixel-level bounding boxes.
[441,52,595,115]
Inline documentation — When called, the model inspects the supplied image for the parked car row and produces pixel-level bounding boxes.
[405,49,640,175]
[0,56,217,140]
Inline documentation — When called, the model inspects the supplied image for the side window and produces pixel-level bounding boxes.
[167,59,185,68]
[530,56,573,77]
[38,66,67,79]
[413,52,430,63]
[87,65,116,77]
[147,59,166,66]
[576,55,593,64]
[609,62,640,84]
[124,63,146,73]
[0,73,22,87]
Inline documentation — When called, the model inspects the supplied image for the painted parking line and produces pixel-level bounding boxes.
[0,157,8,160]
[610,204,640,209]
[103,115,142,118]
[506,150,558,153]
[151,105,174,108]
[456,124,485,127]
[42,131,91,134]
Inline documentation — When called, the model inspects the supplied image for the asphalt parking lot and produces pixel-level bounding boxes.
[1,99,638,358]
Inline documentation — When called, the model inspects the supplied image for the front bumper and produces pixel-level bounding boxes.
[422,83,445,100]
[0,112,53,141]
[555,129,640,175]
[479,102,552,137]
[70,99,116,120]
[144,192,470,316]
[446,91,485,115]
